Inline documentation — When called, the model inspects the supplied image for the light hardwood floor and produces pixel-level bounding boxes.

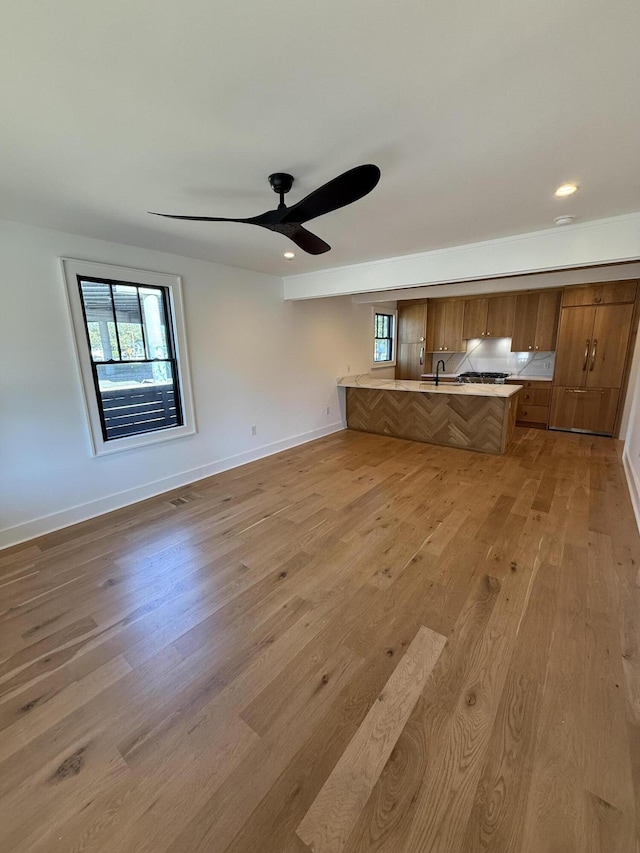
[1,427,639,852]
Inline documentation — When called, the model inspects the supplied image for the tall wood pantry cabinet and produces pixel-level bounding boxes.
[549,282,637,436]
[395,300,427,380]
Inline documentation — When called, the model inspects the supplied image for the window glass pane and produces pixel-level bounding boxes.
[374,314,388,338]
[112,285,145,361]
[95,361,180,440]
[80,280,120,361]
[374,340,392,362]
[140,288,170,359]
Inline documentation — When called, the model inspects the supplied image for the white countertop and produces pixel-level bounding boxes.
[338,374,521,398]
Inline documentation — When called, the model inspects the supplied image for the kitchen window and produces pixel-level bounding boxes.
[62,259,196,455]
[373,309,397,367]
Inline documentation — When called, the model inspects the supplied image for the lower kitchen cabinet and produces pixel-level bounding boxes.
[518,387,551,407]
[549,386,619,436]
[506,380,551,428]
[516,404,549,427]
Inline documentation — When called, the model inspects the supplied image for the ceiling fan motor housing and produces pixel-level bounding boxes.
[268,173,294,195]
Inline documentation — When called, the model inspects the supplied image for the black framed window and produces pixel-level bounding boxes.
[78,276,183,441]
[374,312,394,363]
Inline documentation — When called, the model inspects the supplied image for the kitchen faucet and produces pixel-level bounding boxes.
[435,359,446,387]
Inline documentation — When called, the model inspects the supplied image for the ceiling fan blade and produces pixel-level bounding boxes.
[274,224,331,255]
[280,164,380,224]
[149,212,250,223]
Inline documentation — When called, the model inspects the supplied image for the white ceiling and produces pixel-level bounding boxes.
[2,1,639,277]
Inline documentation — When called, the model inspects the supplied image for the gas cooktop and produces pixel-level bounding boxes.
[457,372,511,384]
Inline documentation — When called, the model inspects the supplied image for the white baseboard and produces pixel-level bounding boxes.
[0,421,347,550]
[622,447,640,534]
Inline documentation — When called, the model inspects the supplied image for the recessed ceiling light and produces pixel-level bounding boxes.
[283,251,295,259]
[554,183,578,197]
[554,215,575,226]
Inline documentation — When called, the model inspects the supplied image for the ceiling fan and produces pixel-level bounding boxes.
[150,164,381,255]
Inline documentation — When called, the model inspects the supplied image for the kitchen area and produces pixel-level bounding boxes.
[339,279,639,453]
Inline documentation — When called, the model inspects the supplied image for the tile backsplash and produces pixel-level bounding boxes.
[430,337,555,378]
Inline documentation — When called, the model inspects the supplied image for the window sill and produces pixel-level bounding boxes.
[91,423,197,456]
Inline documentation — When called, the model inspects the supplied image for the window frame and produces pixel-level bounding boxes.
[371,306,398,368]
[61,259,196,456]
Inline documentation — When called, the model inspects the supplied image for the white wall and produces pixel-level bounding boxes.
[0,219,376,548]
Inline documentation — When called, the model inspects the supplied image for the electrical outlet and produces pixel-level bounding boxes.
[544,361,551,370]
[250,425,257,436]
[325,406,331,415]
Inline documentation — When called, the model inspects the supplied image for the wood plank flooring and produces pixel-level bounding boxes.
[0,427,638,852]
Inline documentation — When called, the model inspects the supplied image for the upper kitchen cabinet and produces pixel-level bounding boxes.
[561,280,637,308]
[462,295,515,339]
[510,291,561,352]
[461,298,487,339]
[425,300,465,352]
[395,300,427,380]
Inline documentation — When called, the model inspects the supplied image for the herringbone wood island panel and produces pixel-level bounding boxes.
[346,387,517,454]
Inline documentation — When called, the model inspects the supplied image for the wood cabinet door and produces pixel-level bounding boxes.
[516,404,549,426]
[586,303,634,388]
[425,301,446,351]
[550,387,619,435]
[397,300,427,344]
[511,293,539,351]
[553,306,595,387]
[519,387,551,406]
[396,342,425,380]
[462,298,488,339]
[562,281,637,307]
[535,291,561,351]
[486,296,515,338]
[444,301,465,352]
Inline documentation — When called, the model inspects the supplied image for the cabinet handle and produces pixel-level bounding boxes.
[419,347,424,365]
[528,345,532,350]
[582,339,590,371]
[590,339,597,371]
[420,336,425,342]
[535,345,539,350]
[565,388,604,394]
[444,346,448,351]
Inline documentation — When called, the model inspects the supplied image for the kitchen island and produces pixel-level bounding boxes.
[338,375,521,455]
